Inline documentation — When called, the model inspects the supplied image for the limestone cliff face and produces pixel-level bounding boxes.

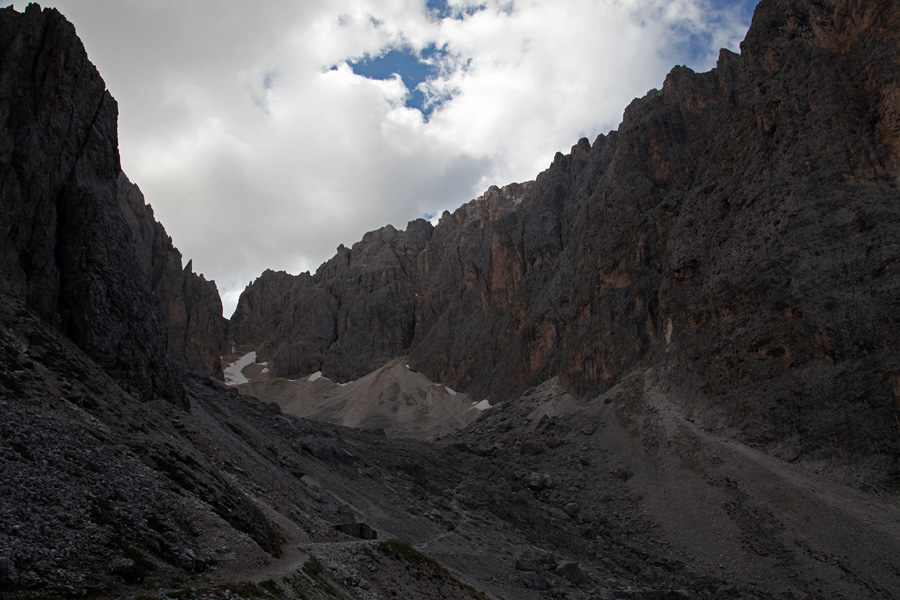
[118,174,226,379]
[0,5,226,400]
[231,0,900,470]
[230,218,435,381]
[229,183,530,383]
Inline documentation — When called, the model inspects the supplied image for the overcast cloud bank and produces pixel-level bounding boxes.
[40,0,757,316]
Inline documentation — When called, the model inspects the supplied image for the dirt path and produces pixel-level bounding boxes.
[222,495,312,584]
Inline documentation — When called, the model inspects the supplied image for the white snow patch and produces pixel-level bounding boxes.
[472,399,492,411]
[308,371,323,382]
[224,351,257,386]
[405,363,410,370]
[445,386,458,396]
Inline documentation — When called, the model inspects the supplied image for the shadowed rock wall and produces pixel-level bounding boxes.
[0,5,226,400]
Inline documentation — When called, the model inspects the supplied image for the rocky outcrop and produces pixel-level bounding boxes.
[232,0,900,472]
[230,182,531,383]
[0,5,225,399]
[118,174,226,378]
[230,218,437,381]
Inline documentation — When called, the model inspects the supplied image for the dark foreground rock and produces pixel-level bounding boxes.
[4,293,900,600]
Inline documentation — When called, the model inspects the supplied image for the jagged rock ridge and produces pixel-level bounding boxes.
[228,182,531,383]
[231,0,900,472]
[0,4,226,400]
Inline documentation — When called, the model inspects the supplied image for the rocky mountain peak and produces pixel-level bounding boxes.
[0,4,226,402]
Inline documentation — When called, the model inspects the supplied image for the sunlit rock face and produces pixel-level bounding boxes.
[231,0,900,470]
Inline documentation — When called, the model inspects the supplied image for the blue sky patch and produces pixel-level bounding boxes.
[426,0,488,21]
[672,0,760,65]
[426,0,451,18]
[349,45,451,118]
[708,0,759,19]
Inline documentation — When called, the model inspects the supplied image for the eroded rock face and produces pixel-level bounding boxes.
[229,183,531,385]
[230,220,436,382]
[0,5,225,400]
[118,174,226,379]
[231,0,900,471]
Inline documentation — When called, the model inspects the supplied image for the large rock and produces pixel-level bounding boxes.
[0,5,226,400]
[230,0,900,472]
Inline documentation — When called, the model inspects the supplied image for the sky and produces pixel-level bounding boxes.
[33,0,759,316]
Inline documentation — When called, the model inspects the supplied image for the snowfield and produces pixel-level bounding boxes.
[224,351,258,385]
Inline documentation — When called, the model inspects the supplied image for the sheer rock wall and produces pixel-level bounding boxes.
[0,5,226,401]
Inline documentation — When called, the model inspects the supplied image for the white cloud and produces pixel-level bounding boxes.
[44,0,756,316]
